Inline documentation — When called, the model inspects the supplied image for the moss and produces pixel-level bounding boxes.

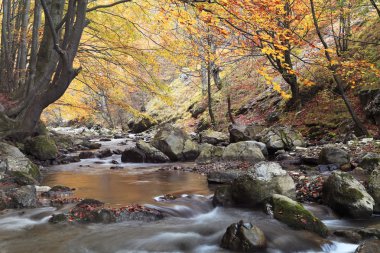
[27,162,41,180]
[24,135,58,160]
[272,194,329,238]
[9,170,38,185]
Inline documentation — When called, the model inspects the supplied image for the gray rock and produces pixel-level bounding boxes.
[136,141,170,163]
[6,185,37,208]
[368,169,380,213]
[199,129,229,145]
[222,141,265,163]
[0,142,40,180]
[359,153,380,172]
[151,125,199,161]
[228,124,266,143]
[195,144,224,164]
[97,148,112,158]
[121,147,145,163]
[24,135,58,160]
[127,117,155,133]
[323,171,374,218]
[319,146,350,166]
[231,162,295,207]
[261,126,305,151]
[221,221,267,252]
[79,151,95,159]
[207,170,242,184]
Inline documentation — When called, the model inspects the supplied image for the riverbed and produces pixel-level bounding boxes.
[0,138,378,253]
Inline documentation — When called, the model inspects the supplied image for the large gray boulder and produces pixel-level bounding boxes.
[228,124,266,143]
[207,170,243,184]
[195,144,224,164]
[323,171,374,218]
[359,153,380,172]
[271,194,328,237]
[231,162,295,207]
[127,117,155,133]
[0,142,40,180]
[368,169,380,213]
[261,126,305,151]
[213,185,234,207]
[221,221,267,252]
[355,239,380,253]
[199,129,229,145]
[151,125,199,161]
[319,146,350,167]
[136,141,170,163]
[5,185,37,208]
[222,141,266,163]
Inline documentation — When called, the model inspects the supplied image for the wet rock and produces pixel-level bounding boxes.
[99,138,111,142]
[6,185,37,208]
[80,141,101,150]
[271,194,328,237]
[207,170,242,184]
[222,141,265,163]
[24,135,58,160]
[97,148,112,158]
[368,169,380,213]
[151,125,199,161]
[7,171,39,186]
[49,213,68,224]
[261,126,305,151]
[199,130,229,145]
[221,220,267,252]
[334,225,380,243]
[231,162,295,207]
[0,142,40,180]
[323,171,374,218]
[195,144,224,164]
[42,185,73,198]
[359,153,380,172]
[319,146,350,167]
[213,185,234,207]
[110,166,124,170]
[355,239,380,253]
[317,164,339,173]
[59,155,80,164]
[79,151,95,159]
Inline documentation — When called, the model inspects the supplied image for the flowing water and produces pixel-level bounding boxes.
[0,139,378,253]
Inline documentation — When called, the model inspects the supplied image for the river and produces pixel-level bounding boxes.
[0,138,378,253]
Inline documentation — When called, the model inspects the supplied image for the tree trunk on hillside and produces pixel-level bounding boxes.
[201,61,208,96]
[369,0,380,18]
[207,59,216,128]
[227,94,235,124]
[310,0,369,136]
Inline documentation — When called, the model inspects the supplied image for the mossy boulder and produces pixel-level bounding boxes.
[0,142,41,180]
[359,153,380,172]
[228,124,266,143]
[25,135,58,160]
[213,185,234,207]
[271,194,329,237]
[231,162,295,207]
[368,169,380,213]
[261,126,305,151]
[323,171,374,218]
[221,220,267,252]
[195,143,225,164]
[127,117,156,133]
[199,129,229,145]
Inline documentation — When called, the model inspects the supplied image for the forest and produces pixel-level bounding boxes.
[0,0,379,252]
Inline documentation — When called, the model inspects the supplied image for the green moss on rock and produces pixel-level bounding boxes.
[25,135,58,160]
[271,194,329,238]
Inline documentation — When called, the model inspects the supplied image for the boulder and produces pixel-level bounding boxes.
[136,141,170,163]
[188,102,207,118]
[213,185,234,207]
[207,170,242,184]
[271,194,328,237]
[319,146,350,167]
[231,162,295,207]
[80,141,101,150]
[195,144,224,164]
[363,90,380,126]
[228,124,266,143]
[121,147,145,163]
[97,148,112,158]
[127,117,155,133]
[79,151,95,159]
[0,142,40,180]
[24,135,58,160]
[151,125,199,161]
[355,239,380,253]
[323,171,374,218]
[199,129,229,145]
[5,185,37,208]
[359,153,380,172]
[261,126,305,151]
[221,220,267,252]
[368,169,380,213]
[222,141,265,163]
